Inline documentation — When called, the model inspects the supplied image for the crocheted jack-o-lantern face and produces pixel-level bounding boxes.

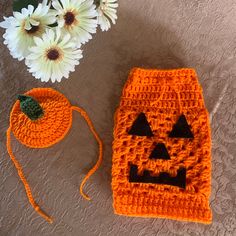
[128,112,194,189]
[112,68,212,224]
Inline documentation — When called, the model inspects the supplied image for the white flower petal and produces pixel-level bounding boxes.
[2,4,56,60]
[21,7,28,16]
[53,0,98,44]
[26,28,83,82]
[28,5,35,15]
[42,0,48,7]
[43,15,56,25]
[52,0,63,11]
[33,36,43,46]
[58,18,65,28]
[24,19,32,30]
[0,18,11,28]
[29,18,40,26]
[97,0,118,31]
[34,3,43,16]
[13,11,24,20]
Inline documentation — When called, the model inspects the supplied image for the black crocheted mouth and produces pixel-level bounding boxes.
[129,164,186,188]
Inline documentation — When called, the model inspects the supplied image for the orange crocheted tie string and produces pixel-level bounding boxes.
[6,88,103,223]
[6,126,53,223]
[71,106,103,200]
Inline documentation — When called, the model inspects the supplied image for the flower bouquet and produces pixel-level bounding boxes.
[0,0,118,82]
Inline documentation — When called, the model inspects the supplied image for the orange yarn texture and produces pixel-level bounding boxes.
[112,68,212,223]
[10,88,72,148]
[7,88,103,223]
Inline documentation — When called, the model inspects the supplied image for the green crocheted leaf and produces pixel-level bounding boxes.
[18,94,44,120]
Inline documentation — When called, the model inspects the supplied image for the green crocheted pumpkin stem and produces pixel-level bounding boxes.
[18,94,44,121]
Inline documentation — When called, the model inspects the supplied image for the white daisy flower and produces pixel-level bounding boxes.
[0,0,56,61]
[97,0,118,31]
[52,0,98,45]
[25,29,83,83]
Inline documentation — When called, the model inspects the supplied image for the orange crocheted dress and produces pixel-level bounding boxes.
[112,68,212,223]
[6,88,103,223]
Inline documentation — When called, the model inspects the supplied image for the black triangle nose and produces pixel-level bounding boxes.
[149,143,170,160]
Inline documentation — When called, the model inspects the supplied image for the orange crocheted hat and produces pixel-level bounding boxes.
[6,88,103,223]
[112,68,212,223]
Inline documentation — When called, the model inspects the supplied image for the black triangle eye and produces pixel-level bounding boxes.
[128,113,153,137]
[169,114,194,138]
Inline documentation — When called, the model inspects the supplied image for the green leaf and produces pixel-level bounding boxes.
[13,0,39,12]
[48,22,58,28]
